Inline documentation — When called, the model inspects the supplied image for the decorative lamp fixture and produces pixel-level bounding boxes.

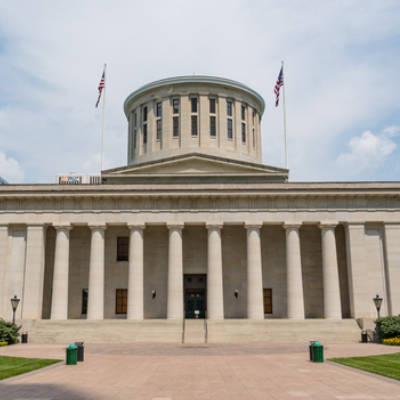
[373,294,383,319]
[10,295,20,325]
[234,289,239,299]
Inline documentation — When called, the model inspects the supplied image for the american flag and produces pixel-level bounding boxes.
[95,67,106,108]
[274,66,284,107]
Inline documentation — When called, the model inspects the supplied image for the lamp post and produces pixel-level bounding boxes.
[10,295,20,325]
[373,294,383,319]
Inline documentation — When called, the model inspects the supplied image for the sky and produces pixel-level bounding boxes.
[0,0,399,183]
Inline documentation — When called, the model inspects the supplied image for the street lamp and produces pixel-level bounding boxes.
[10,295,20,325]
[373,294,383,319]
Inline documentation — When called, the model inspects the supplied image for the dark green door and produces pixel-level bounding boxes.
[185,289,206,318]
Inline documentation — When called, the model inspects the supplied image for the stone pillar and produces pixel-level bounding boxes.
[284,223,305,319]
[320,223,342,319]
[246,225,264,319]
[87,225,106,320]
[167,224,184,320]
[127,224,144,320]
[23,225,46,319]
[207,224,224,320]
[0,225,9,318]
[51,225,71,320]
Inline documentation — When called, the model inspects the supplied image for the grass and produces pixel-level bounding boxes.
[0,355,61,380]
[329,352,400,381]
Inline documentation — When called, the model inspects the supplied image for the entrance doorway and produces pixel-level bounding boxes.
[184,274,206,318]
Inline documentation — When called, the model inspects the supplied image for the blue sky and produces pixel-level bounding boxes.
[0,0,399,183]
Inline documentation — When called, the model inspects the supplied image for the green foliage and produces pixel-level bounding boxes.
[375,315,400,340]
[0,319,21,344]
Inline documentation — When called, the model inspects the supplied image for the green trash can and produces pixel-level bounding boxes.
[311,341,324,363]
[66,344,78,365]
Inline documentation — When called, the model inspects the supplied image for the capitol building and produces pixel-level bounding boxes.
[0,76,399,342]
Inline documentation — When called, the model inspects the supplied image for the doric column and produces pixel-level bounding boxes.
[23,225,46,319]
[167,224,184,320]
[284,223,305,319]
[87,225,106,320]
[51,225,72,320]
[0,225,9,318]
[320,223,342,319]
[127,224,144,320]
[206,224,224,320]
[246,224,264,319]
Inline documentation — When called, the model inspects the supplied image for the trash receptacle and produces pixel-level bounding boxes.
[361,330,368,343]
[309,340,317,361]
[21,332,28,344]
[66,344,78,365]
[311,341,324,363]
[74,342,84,362]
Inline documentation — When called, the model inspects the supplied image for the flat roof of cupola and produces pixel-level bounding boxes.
[123,75,265,117]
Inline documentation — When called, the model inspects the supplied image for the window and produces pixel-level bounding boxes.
[227,100,232,116]
[116,289,127,314]
[156,102,162,117]
[241,104,246,120]
[191,98,198,113]
[209,98,216,114]
[252,110,255,124]
[134,110,137,126]
[133,128,137,150]
[210,116,216,137]
[173,116,179,137]
[241,122,246,143]
[227,118,233,139]
[252,128,255,148]
[173,98,180,114]
[191,115,198,136]
[143,124,147,144]
[81,289,88,314]
[156,119,162,140]
[143,106,148,122]
[263,288,272,314]
[117,237,129,261]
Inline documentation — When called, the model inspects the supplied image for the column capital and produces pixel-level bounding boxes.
[88,224,107,231]
[245,224,262,230]
[53,224,72,231]
[167,223,184,230]
[283,222,302,230]
[127,224,145,231]
[319,222,337,229]
[206,223,223,230]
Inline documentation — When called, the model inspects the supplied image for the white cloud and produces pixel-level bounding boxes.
[0,151,24,183]
[383,125,400,137]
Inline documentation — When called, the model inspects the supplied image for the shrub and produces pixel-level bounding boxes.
[0,341,8,346]
[382,337,400,346]
[375,316,400,341]
[0,319,21,344]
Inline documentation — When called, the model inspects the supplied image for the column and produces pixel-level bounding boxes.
[207,224,224,320]
[87,225,106,320]
[320,223,342,319]
[167,224,184,319]
[23,225,46,319]
[246,225,264,319]
[284,223,305,319]
[0,225,8,318]
[127,224,144,320]
[51,225,71,320]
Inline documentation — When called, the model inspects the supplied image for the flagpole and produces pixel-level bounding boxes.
[281,60,288,170]
[100,63,107,172]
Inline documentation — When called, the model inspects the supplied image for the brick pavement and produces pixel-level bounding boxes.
[0,342,399,399]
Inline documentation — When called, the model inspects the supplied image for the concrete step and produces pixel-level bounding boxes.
[183,319,206,345]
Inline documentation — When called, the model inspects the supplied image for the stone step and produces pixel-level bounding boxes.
[183,319,206,345]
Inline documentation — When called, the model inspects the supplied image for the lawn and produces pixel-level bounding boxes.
[329,352,400,381]
[0,355,61,380]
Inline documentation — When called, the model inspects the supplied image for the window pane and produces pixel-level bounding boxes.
[143,106,148,122]
[173,99,180,114]
[263,288,272,314]
[191,115,198,135]
[157,119,162,140]
[143,124,147,144]
[191,98,198,113]
[133,128,137,150]
[241,105,246,120]
[241,122,246,143]
[209,98,216,114]
[210,116,216,136]
[156,102,162,117]
[173,116,179,137]
[252,128,255,148]
[116,289,128,314]
[134,111,137,126]
[227,101,232,116]
[227,118,233,139]
[117,237,129,261]
[81,289,88,314]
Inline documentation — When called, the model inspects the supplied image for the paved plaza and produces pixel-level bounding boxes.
[0,342,399,399]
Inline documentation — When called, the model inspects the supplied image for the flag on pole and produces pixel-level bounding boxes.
[95,67,106,108]
[274,66,284,107]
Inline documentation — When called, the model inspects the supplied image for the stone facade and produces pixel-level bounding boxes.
[0,76,399,324]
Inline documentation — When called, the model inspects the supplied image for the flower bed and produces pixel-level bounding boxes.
[382,337,400,345]
[0,342,7,347]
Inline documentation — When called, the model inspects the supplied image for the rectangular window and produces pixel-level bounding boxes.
[252,128,255,148]
[173,116,179,137]
[81,288,88,314]
[252,110,255,125]
[117,236,129,261]
[116,289,128,314]
[173,99,180,114]
[143,106,148,122]
[156,119,162,140]
[210,116,216,137]
[241,104,246,120]
[143,124,147,144]
[227,100,232,116]
[134,111,137,126]
[191,115,198,136]
[209,98,216,114]
[263,288,272,314]
[191,98,198,113]
[241,122,246,143]
[156,102,162,117]
[133,128,137,150]
[227,118,233,139]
